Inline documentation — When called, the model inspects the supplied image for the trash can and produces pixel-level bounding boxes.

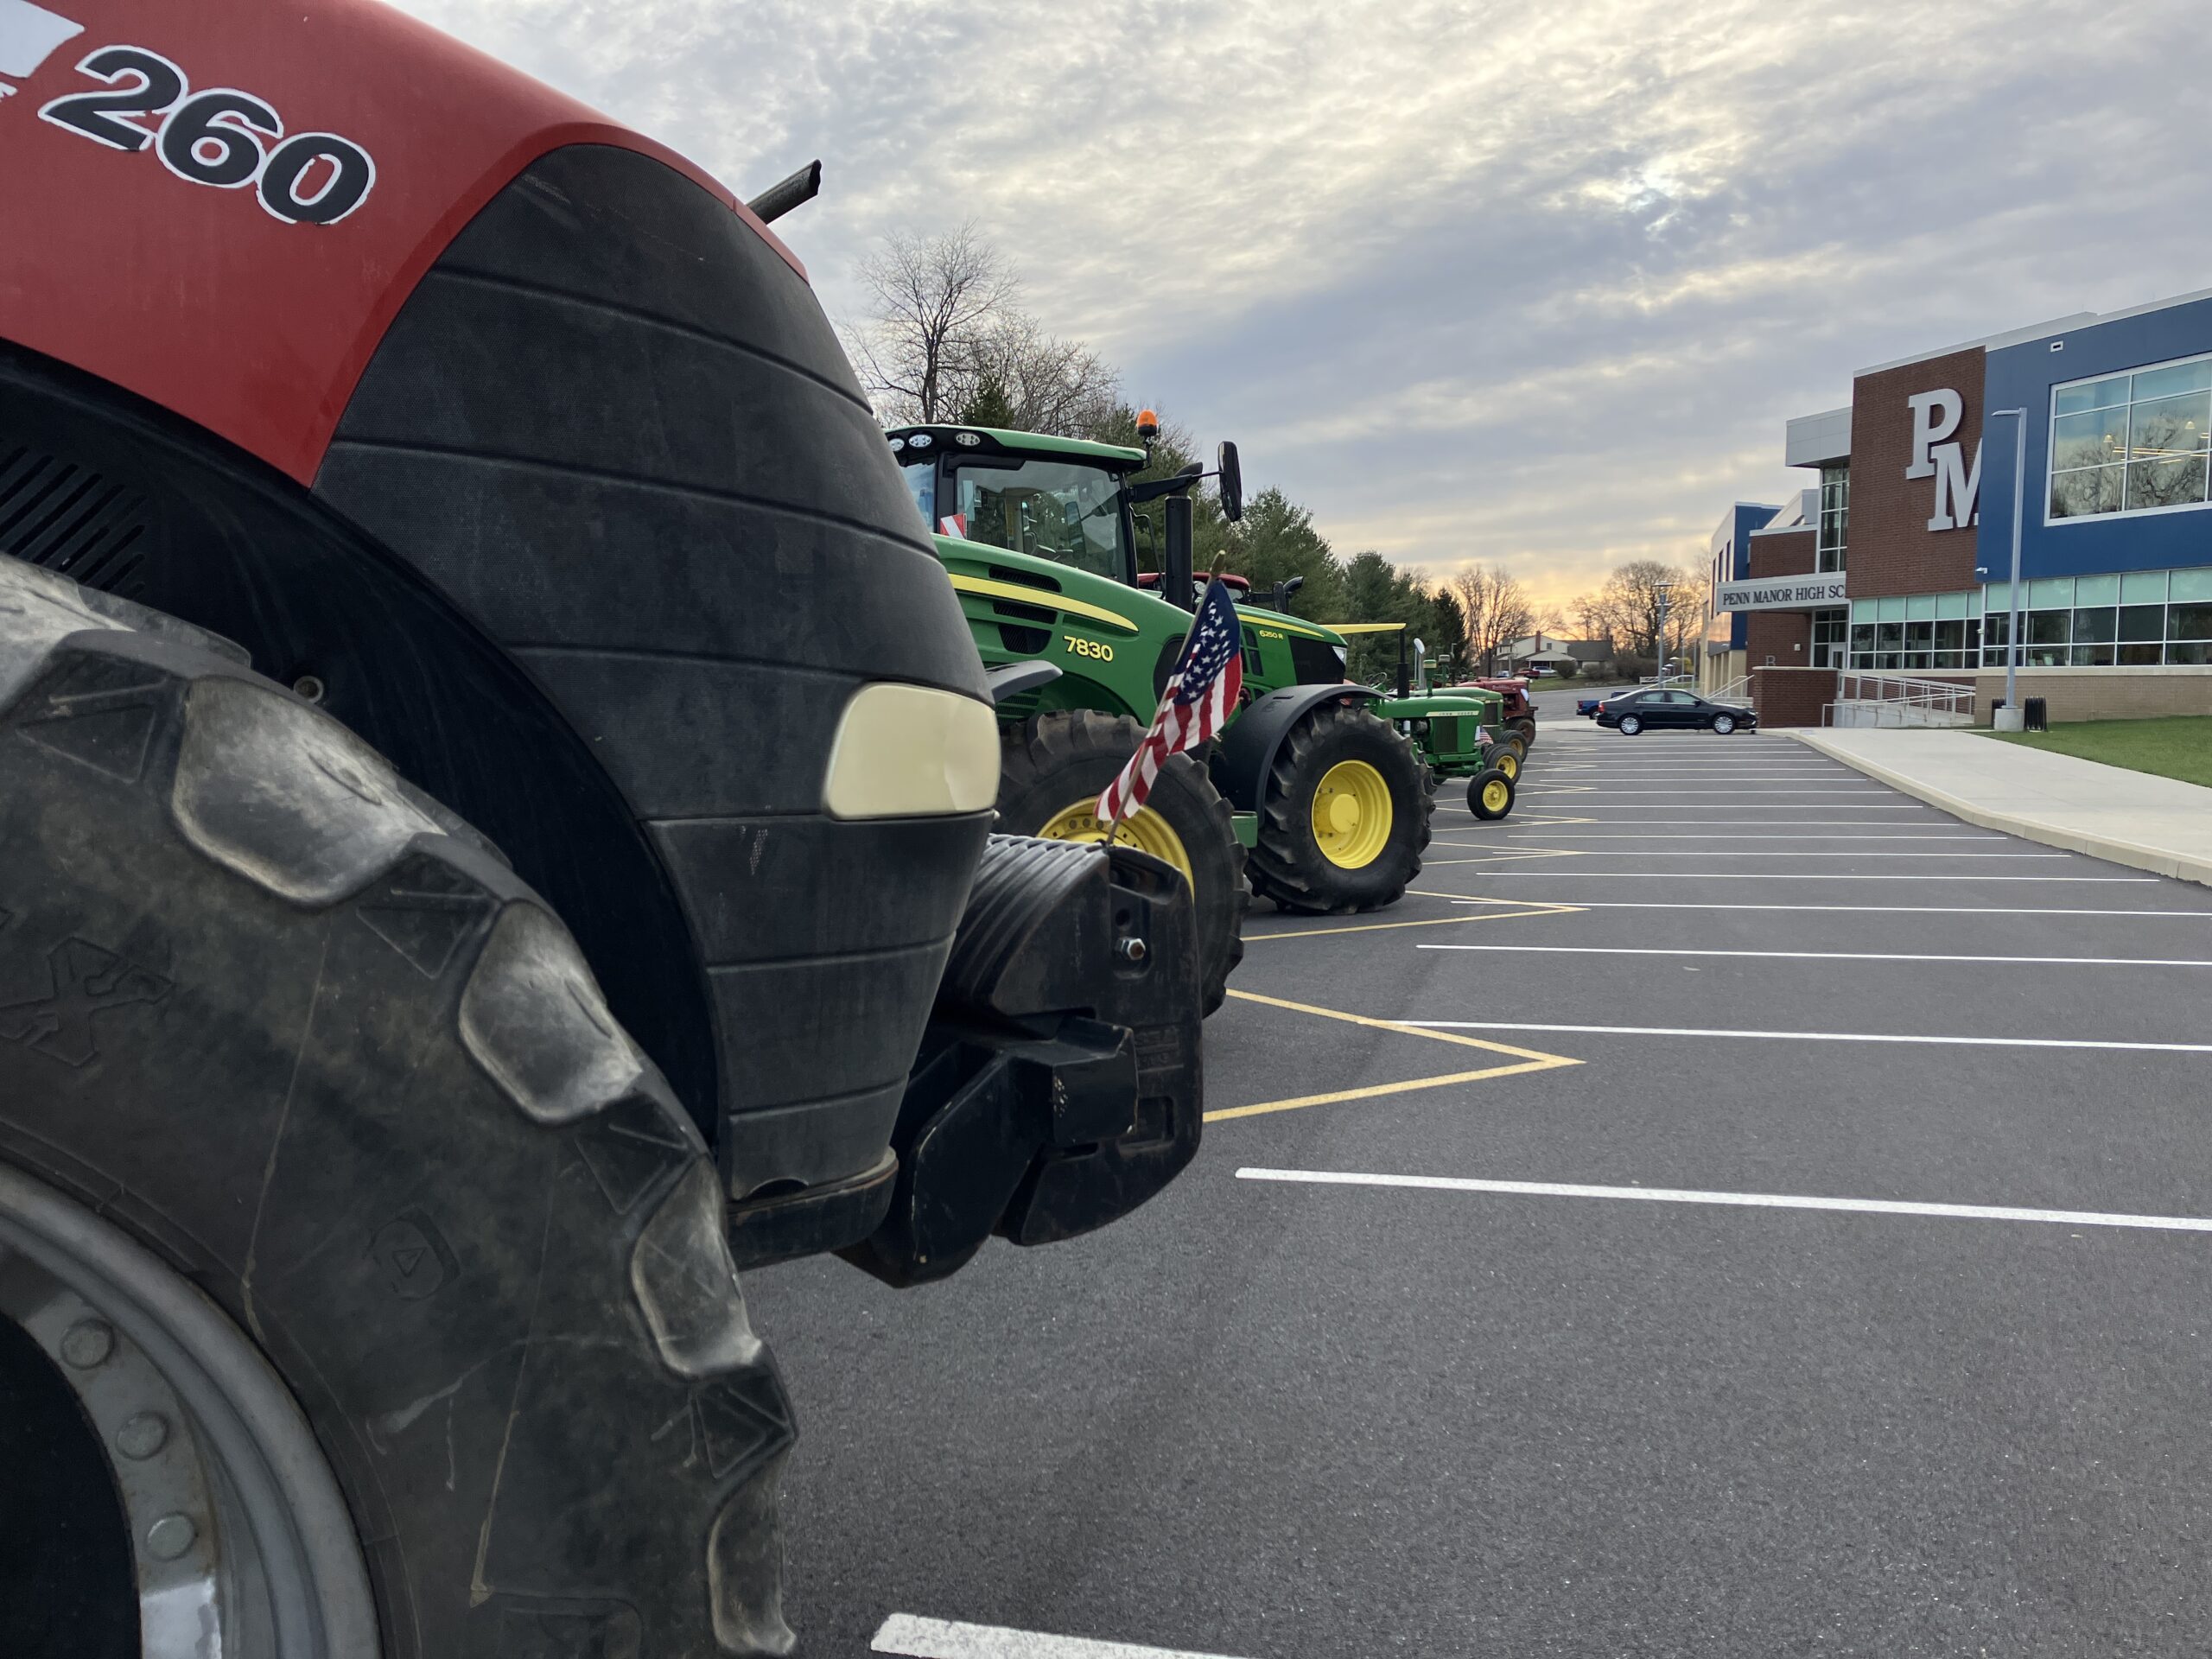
[2024,696,2049,733]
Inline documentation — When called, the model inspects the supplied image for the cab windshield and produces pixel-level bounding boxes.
[944,455,1130,582]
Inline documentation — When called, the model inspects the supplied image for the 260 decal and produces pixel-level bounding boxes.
[38,44,374,224]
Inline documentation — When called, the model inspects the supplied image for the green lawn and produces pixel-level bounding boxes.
[1982,715,2212,789]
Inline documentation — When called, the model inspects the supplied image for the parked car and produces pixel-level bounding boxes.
[1576,696,1605,718]
[1592,688,1758,734]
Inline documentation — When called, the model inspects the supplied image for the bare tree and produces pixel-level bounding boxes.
[1449,564,1535,675]
[964,315,1120,436]
[845,222,1019,423]
[1599,560,1706,672]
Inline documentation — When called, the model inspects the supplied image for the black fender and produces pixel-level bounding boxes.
[0,339,723,1134]
[1214,683,1384,811]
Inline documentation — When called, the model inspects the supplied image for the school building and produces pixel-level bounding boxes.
[1701,288,2212,726]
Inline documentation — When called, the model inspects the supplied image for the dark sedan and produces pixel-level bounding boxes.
[1592,688,1757,734]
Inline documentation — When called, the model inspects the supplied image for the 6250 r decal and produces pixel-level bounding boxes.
[38,45,374,225]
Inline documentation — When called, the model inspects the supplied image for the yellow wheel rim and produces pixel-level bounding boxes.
[1495,750,1519,780]
[1481,778,1511,815]
[1035,798,1193,885]
[1310,759,1393,869]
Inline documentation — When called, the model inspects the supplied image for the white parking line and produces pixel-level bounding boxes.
[1476,851,2069,859]
[1402,1020,2212,1053]
[1506,817,1948,826]
[873,1615,1248,1659]
[1502,833,2005,840]
[1446,899,2212,918]
[1462,872,2152,881]
[1236,1168,2212,1236]
[1419,943,2212,968]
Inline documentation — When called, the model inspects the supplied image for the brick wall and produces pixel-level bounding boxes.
[1970,667,2212,724]
[1744,528,1816,668]
[1848,346,1984,599]
[1751,666,1835,728]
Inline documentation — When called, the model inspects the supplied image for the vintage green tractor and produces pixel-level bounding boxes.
[891,424,1450,1007]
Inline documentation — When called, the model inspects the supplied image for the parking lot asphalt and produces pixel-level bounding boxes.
[748,715,2212,1658]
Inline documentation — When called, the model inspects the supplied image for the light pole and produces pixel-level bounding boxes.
[1653,582,1672,684]
[1985,408,2029,728]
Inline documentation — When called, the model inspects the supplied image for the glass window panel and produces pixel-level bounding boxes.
[2169,601,2212,641]
[1905,594,1937,620]
[2132,359,2212,401]
[1876,621,1904,651]
[1904,620,1934,649]
[1878,652,1903,670]
[2120,570,2169,604]
[1904,652,1931,670]
[2170,569,2212,602]
[2171,642,2212,664]
[1965,619,1981,653]
[1849,623,1876,652]
[2126,455,2209,511]
[1932,650,1962,669]
[2073,573,2120,607]
[2118,642,2164,665]
[2119,604,2164,642]
[1984,612,2012,648]
[2070,644,2116,665]
[2050,466,2124,518]
[2026,643,2069,667]
[1878,596,1906,621]
[1934,619,1964,651]
[2126,391,2211,461]
[1936,591,1970,619]
[2072,607,2116,644]
[2030,579,2074,608]
[2054,375,2132,416]
[2027,610,2070,645]
[1983,583,2010,613]
[2052,405,2131,470]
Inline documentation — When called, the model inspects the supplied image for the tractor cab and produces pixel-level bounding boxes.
[891,426,1147,585]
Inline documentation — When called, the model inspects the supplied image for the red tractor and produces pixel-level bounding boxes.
[0,3,1203,1653]
[1461,677,1539,747]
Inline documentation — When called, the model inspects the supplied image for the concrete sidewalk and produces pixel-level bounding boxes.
[1796,727,2212,886]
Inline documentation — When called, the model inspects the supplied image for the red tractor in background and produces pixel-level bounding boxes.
[0,3,1205,1653]
[1463,677,1539,747]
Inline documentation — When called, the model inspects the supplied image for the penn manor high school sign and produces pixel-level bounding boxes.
[1715,573,1850,611]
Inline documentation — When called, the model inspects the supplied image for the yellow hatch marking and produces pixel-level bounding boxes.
[947,573,1136,633]
[1207,988,1580,1122]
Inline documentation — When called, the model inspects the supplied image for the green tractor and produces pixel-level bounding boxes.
[888,423,1519,1005]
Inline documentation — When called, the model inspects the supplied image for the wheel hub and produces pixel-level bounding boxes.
[1034,798,1195,885]
[1310,760,1392,869]
[0,1163,378,1659]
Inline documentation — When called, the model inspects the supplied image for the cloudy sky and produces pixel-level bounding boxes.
[395,0,2207,614]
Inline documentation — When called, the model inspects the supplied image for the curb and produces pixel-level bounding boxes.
[1792,730,2212,889]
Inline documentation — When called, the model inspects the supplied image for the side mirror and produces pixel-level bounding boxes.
[1217,441,1244,524]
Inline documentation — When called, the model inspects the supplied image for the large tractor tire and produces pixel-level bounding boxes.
[0,556,794,1658]
[997,709,1249,1015]
[1249,702,1434,914]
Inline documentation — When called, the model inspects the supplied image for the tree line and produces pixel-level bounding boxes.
[846,225,1707,683]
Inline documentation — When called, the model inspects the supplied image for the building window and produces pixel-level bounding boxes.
[1811,607,1848,668]
[1975,566,2212,665]
[1817,464,1848,572]
[2049,355,2212,524]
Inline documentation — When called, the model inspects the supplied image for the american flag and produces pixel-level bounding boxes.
[1096,576,1245,825]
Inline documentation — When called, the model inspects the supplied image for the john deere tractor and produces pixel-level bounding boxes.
[889,423,1471,1005]
[0,5,1207,1656]
[889,423,1522,988]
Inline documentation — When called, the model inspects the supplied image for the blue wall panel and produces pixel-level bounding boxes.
[1981,296,2212,582]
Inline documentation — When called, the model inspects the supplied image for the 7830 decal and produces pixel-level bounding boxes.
[38,44,374,225]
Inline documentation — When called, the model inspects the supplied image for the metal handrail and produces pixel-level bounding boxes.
[1825,670,1977,724]
[1707,675,1751,705]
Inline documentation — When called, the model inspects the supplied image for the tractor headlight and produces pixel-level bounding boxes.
[823,683,999,818]
[1332,645,1348,667]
